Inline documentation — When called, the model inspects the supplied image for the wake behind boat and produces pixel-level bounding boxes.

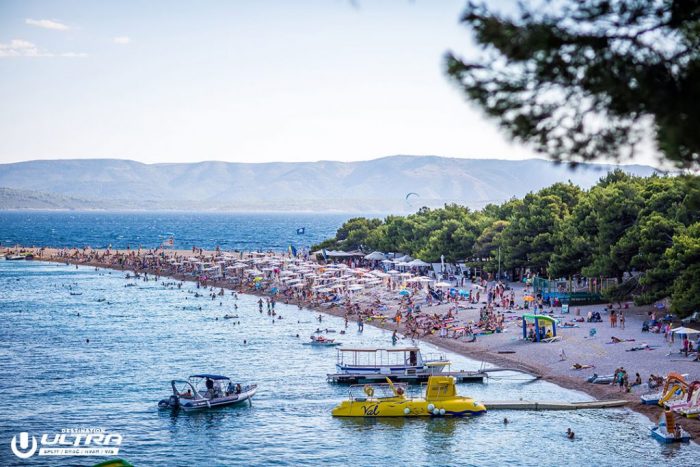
[158,374,257,411]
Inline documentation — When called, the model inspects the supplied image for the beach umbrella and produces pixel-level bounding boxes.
[398,290,410,296]
[435,281,452,288]
[407,259,431,267]
[523,295,535,302]
[348,284,364,291]
[364,251,386,261]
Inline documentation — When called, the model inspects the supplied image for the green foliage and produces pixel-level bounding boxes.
[315,174,699,316]
[445,0,700,170]
[664,223,700,315]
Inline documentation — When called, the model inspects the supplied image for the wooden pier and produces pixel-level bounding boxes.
[483,399,628,411]
[327,370,486,384]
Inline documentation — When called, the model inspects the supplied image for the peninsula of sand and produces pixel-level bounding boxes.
[7,245,700,437]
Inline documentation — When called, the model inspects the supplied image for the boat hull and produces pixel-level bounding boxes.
[332,397,486,418]
[640,393,661,405]
[650,426,691,443]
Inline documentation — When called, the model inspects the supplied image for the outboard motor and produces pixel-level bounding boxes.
[168,395,180,408]
[158,395,180,409]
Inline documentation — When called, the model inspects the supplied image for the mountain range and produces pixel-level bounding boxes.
[0,156,659,212]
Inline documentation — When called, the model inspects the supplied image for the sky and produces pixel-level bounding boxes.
[0,0,662,167]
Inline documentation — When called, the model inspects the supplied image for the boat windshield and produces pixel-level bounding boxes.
[171,380,199,399]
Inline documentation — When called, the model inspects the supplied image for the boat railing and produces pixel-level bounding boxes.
[347,382,410,401]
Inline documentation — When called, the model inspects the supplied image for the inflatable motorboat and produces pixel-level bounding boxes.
[158,374,256,411]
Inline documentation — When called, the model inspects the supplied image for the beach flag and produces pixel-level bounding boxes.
[289,245,297,257]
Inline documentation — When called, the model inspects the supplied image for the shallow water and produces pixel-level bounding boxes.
[0,211,355,251]
[0,260,696,466]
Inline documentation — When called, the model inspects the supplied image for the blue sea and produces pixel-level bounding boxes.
[1,260,697,466]
[0,211,358,251]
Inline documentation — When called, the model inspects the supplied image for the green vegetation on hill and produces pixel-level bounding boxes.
[314,172,700,316]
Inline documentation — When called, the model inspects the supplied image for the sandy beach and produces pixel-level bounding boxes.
[9,245,700,438]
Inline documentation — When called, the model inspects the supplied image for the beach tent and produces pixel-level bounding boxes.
[407,259,430,267]
[522,314,557,342]
[364,251,386,261]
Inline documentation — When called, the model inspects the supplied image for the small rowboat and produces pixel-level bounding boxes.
[223,314,239,319]
[587,373,614,385]
[303,340,342,347]
[303,336,341,347]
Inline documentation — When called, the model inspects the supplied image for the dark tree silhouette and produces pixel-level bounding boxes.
[445,0,700,170]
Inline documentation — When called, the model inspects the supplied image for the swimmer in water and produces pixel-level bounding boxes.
[566,428,574,439]
[503,417,508,424]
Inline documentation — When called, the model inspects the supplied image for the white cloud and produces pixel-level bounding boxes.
[113,36,131,45]
[25,18,69,31]
[0,39,86,58]
[0,39,40,57]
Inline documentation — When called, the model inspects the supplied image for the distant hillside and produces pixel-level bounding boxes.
[0,156,659,212]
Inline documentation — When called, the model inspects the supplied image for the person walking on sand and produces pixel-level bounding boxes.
[610,310,617,328]
[619,310,625,330]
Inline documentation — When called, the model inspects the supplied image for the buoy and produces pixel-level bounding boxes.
[427,404,435,412]
[433,408,440,415]
[404,408,410,415]
[439,408,446,415]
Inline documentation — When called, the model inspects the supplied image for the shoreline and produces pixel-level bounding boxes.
[6,246,700,440]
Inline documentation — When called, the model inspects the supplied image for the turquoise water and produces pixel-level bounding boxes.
[0,260,696,466]
[0,211,356,251]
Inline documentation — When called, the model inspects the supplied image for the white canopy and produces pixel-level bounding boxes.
[407,259,431,267]
[364,251,386,261]
[671,326,700,335]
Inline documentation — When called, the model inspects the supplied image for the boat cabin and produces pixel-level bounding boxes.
[336,347,449,375]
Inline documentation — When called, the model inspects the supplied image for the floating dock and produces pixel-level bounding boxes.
[327,370,486,384]
[483,400,628,411]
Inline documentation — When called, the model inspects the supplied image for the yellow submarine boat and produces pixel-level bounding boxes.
[331,376,486,417]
